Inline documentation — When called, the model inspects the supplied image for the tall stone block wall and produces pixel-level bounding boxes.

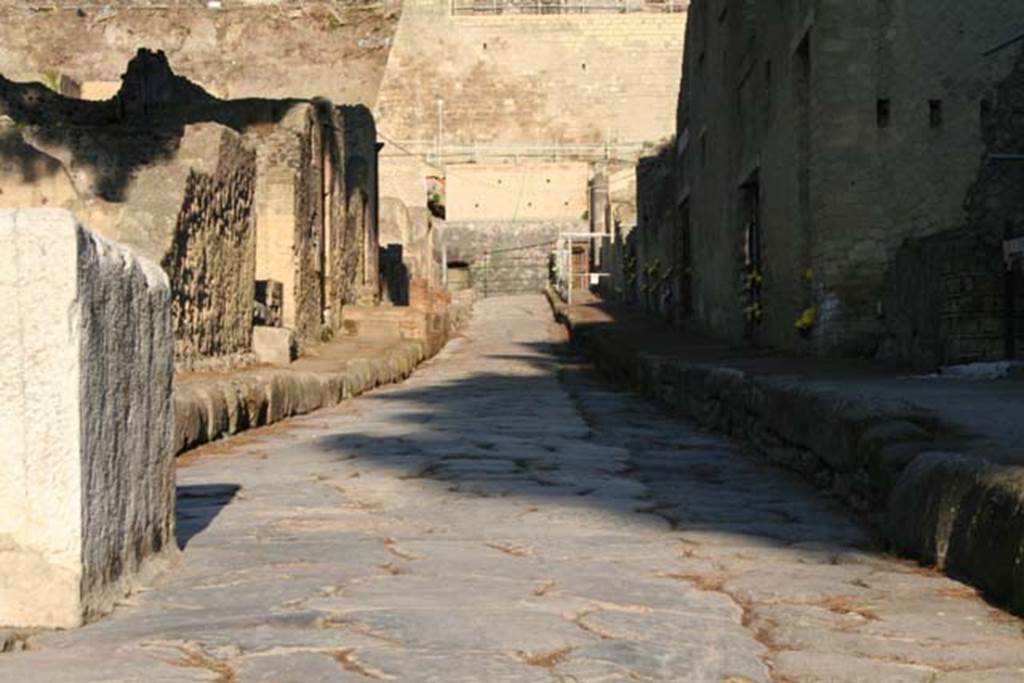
[375,0,687,146]
[446,219,585,296]
[0,209,175,628]
[881,46,1024,365]
[661,0,1024,361]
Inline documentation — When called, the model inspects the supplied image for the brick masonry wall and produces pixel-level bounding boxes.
[882,47,1024,366]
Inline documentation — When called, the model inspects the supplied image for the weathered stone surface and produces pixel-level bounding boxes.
[552,290,1024,617]
[3,294,1022,680]
[252,325,295,366]
[172,338,432,457]
[0,208,175,628]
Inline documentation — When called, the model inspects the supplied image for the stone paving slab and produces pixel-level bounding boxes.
[549,289,1024,617]
[2,294,1023,681]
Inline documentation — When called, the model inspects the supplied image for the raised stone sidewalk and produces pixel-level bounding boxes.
[548,290,1024,615]
[172,289,475,457]
[173,337,434,457]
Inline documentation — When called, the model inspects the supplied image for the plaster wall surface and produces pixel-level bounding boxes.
[445,161,589,221]
[0,209,174,628]
[378,153,433,209]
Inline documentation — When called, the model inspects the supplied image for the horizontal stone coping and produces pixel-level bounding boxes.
[173,338,430,457]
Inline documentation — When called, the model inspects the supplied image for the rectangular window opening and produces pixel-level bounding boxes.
[929,99,943,128]
[877,98,891,129]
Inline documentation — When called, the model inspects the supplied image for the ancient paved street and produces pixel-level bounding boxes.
[4,295,1024,682]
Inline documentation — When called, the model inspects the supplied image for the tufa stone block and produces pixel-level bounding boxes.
[0,209,176,628]
[253,325,296,366]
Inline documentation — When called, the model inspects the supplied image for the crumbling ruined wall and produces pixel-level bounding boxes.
[162,130,257,364]
[0,1,398,108]
[339,104,381,307]
[881,46,1024,366]
[294,105,328,343]
[598,164,638,302]
[252,100,354,346]
[2,50,378,363]
[378,196,413,304]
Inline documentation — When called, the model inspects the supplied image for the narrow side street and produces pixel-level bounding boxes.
[3,295,1023,682]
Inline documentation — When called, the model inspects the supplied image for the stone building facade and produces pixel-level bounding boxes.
[375,0,686,150]
[625,0,1024,366]
[0,50,381,366]
[373,0,687,297]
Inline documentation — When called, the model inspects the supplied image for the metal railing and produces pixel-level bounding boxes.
[379,139,650,164]
[452,0,685,14]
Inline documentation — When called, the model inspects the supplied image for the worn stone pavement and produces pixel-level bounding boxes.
[3,294,1024,682]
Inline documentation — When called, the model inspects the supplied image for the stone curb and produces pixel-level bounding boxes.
[172,338,430,456]
[547,289,1024,615]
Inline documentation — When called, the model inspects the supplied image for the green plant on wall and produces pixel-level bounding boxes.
[794,268,815,336]
[427,191,445,219]
[39,69,62,93]
[622,254,637,285]
[642,258,663,295]
[795,306,816,333]
[739,266,764,324]
[743,302,763,323]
